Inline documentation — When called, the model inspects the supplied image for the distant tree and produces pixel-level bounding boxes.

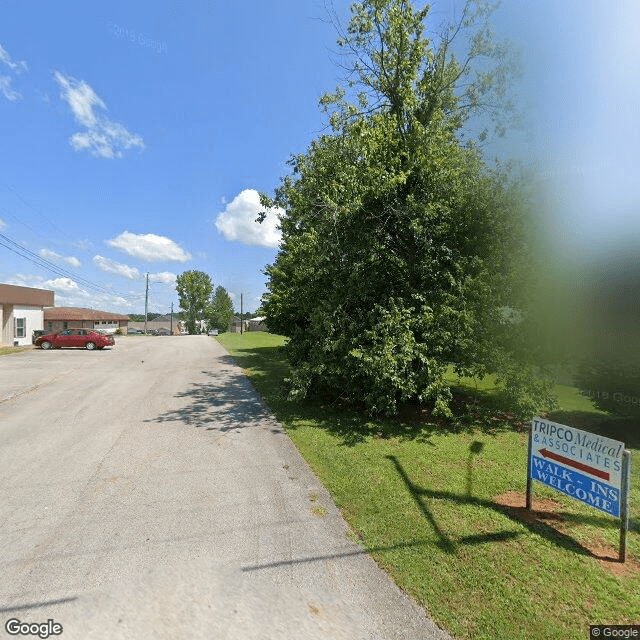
[176,271,213,334]
[128,312,164,322]
[206,286,234,332]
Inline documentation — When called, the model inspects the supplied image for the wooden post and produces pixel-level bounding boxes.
[619,450,632,563]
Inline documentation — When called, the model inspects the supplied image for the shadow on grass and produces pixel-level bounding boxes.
[225,346,530,446]
[230,344,640,456]
[386,455,628,561]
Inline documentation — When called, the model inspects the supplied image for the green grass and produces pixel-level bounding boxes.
[0,345,34,356]
[217,332,640,640]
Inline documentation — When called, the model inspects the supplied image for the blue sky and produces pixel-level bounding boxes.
[1,1,639,315]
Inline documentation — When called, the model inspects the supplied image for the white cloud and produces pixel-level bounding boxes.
[43,277,80,292]
[53,286,140,312]
[5,274,140,313]
[0,44,27,73]
[7,274,45,288]
[71,239,92,251]
[0,218,6,230]
[149,271,177,284]
[214,189,282,249]
[93,255,140,279]
[0,44,27,101]
[39,248,81,268]
[54,71,144,159]
[106,231,191,262]
[0,75,21,101]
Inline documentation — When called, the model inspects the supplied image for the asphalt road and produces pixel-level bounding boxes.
[0,336,452,640]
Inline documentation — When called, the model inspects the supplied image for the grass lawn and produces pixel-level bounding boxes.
[217,332,640,640]
[0,345,34,356]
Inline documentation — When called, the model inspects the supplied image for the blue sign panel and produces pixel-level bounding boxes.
[530,455,620,517]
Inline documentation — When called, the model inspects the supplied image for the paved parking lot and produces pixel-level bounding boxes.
[0,336,451,640]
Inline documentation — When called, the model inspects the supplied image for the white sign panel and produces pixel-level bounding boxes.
[530,417,625,517]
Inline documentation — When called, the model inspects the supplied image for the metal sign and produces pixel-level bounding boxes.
[526,417,632,562]
[528,417,624,516]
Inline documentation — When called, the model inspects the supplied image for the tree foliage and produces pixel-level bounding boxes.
[260,0,552,418]
[176,270,213,334]
[206,285,234,332]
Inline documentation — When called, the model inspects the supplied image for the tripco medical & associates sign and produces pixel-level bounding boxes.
[526,417,632,561]
[529,417,623,516]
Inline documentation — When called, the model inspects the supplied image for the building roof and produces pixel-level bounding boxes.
[43,307,129,321]
[0,283,55,307]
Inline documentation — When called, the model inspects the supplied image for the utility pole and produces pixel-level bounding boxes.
[240,293,243,335]
[144,272,149,335]
[170,302,173,335]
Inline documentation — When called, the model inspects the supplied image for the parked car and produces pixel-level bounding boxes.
[153,327,171,336]
[35,329,115,350]
[127,329,143,335]
[208,329,219,336]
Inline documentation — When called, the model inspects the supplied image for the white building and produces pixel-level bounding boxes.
[0,283,55,347]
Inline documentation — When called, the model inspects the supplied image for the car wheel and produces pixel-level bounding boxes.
[85,342,97,350]
[41,341,52,350]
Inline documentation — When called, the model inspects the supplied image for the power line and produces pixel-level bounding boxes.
[0,232,136,301]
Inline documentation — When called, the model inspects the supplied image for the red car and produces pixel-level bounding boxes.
[35,329,115,350]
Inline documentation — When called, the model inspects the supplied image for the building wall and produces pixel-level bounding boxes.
[1,304,10,346]
[3,305,44,346]
[0,284,54,346]
[44,319,127,334]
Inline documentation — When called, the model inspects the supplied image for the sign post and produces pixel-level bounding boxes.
[527,417,630,561]
[619,450,632,562]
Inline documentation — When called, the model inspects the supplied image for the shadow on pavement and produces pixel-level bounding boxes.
[145,363,279,434]
[0,596,78,613]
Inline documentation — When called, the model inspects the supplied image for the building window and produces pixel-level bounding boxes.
[47,321,53,330]
[63,321,68,329]
[15,317,26,338]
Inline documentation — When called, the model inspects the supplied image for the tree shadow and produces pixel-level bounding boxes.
[144,366,281,435]
[385,455,625,561]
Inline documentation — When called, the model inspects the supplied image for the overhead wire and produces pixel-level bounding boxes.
[0,232,138,302]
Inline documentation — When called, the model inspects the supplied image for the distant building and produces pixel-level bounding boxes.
[174,319,206,335]
[231,316,248,333]
[127,318,181,335]
[0,283,55,347]
[247,316,268,331]
[43,307,129,335]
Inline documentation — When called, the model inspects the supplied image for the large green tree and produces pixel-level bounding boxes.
[260,0,552,418]
[176,270,213,334]
[206,285,234,332]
